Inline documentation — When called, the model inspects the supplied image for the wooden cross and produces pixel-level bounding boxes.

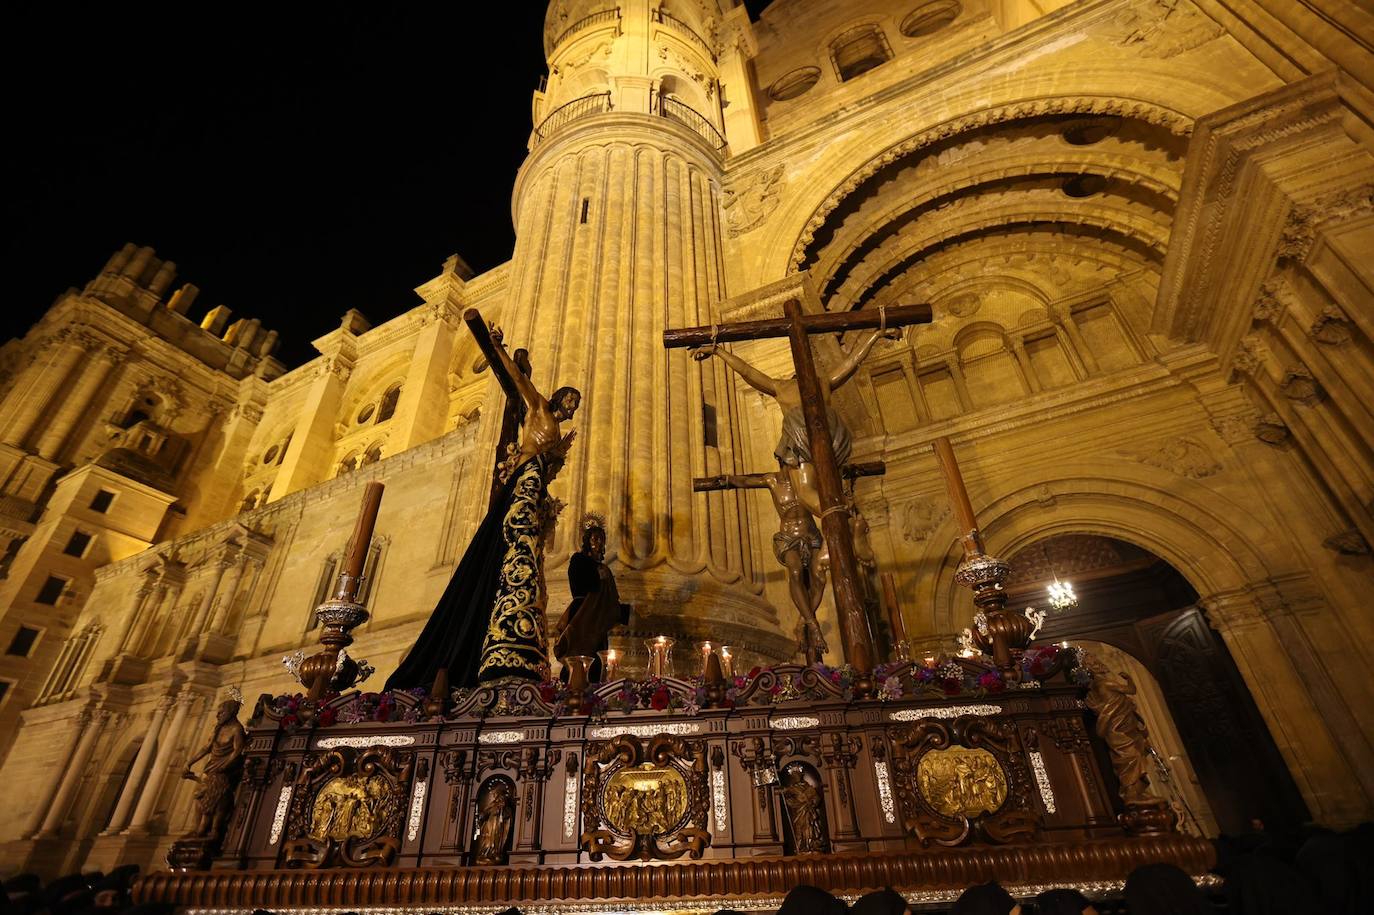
[465,312,534,510]
[665,300,932,675]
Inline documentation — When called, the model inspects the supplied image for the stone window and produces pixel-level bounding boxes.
[241,490,261,512]
[6,625,40,657]
[767,67,821,102]
[90,489,116,513]
[63,531,93,558]
[376,385,402,423]
[0,679,12,707]
[36,575,67,605]
[900,1,961,38]
[361,444,383,466]
[831,25,892,82]
[338,454,359,476]
[307,555,339,631]
[357,403,376,424]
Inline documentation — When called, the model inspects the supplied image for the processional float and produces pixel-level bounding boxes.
[143,297,1211,913]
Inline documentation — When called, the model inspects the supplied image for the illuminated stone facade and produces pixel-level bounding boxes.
[2,0,1372,876]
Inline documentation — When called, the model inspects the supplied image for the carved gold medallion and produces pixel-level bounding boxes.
[308,774,391,842]
[916,746,1008,819]
[603,763,688,835]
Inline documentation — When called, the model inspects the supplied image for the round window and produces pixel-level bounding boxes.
[357,403,376,424]
[263,445,279,464]
[768,67,821,102]
[900,0,961,38]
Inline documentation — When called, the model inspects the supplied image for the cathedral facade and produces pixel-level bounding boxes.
[2,0,1372,877]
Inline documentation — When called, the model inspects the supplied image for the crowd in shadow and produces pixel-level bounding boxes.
[2,823,1370,915]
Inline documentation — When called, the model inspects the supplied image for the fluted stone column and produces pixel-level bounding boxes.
[492,0,790,661]
[125,691,196,834]
[187,555,232,636]
[24,710,90,836]
[34,345,124,461]
[207,555,249,634]
[102,697,173,834]
[1,331,89,449]
[36,709,110,837]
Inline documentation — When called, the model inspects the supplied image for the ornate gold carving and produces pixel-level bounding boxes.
[282,746,413,868]
[582,734,710,861]
[479,456,555,683]
[604,763,689,836]
[889,717,1041,846]
[916,746,1007,819]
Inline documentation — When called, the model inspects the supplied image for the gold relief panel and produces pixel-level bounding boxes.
[604,763,689,836]
[581,734,711,862]
[916,746,1008,819]
[282,746,414,868]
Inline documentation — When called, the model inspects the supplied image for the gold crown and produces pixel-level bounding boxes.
[581,511,607,533]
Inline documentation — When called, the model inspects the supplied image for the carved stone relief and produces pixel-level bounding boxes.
[1123,436,1221,479]
[723,164,785,237]
[1309,306,1353,345]
[1253,413,1290,446]
[1278,367,1321,405]
[1103,0,1224,60]
[900,497,950,543]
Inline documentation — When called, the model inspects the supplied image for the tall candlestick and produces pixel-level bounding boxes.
[645,636,674,678]
[718,645,734,679]
[698,641,715,677]
[598,648,620,683]
[338,481,385,599]
[933,437,982,556]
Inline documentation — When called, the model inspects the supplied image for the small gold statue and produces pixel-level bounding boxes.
[181,697,247,839]
[780,765,828,854]
[474,779,515,865]
[1082,654,1153,804]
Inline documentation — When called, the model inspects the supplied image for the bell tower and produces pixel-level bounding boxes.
[499,1,786,664]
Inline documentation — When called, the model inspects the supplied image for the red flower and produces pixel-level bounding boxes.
[747,666,762,681]
[281,713,299,729]
[650,687,671,710]
[978,671,1006,693]
[940,678,963,696]
[538,682,558,704]
[317,707,337,728]
[374,703,392,722]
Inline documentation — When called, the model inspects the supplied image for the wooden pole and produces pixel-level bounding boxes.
[338,481,384,599]
[881,573,907,647]
[784,298,874,678]
[933,436,983,558]
[663,303,932,348]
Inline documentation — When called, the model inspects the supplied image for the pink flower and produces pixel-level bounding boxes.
[650,687,671,710]
[977,671,1005,693]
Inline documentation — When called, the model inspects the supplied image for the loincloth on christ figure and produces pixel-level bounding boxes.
[774,406,852,468]
[772,505,823,565]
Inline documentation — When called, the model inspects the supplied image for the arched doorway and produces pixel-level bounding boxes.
[1005,533,1309,835]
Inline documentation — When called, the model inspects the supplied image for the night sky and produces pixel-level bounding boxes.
[7,3,773,367]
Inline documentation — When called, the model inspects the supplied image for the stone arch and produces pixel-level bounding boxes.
[903,466,1271,636]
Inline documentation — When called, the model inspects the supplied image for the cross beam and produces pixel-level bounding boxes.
[666,299,931,682]
[694,461,885,493]
[662,303,932,348]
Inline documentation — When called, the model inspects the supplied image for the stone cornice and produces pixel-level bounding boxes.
[1152,73,1352,347]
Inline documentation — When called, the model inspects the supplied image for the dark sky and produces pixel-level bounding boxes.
[7,4,773,367]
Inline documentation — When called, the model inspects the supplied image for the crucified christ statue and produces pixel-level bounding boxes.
[716,466,828,661]
[692,308,895,518]
[386,309,582,693]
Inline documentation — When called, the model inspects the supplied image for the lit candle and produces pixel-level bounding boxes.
[599,648,620,683]
[645,636,675,678]
[698,641,714,677]
[718,646,734,678]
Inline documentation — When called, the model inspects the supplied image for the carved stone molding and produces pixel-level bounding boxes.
[1322,528,1370,556]
[789,96,1191,271]
[1279,185,1374,265]
[1251,280,1288,324]
[1278,366,1321,405]
[1309,306,1353,345]
[1253,412,1290,446]
[1230,335,1265,378]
